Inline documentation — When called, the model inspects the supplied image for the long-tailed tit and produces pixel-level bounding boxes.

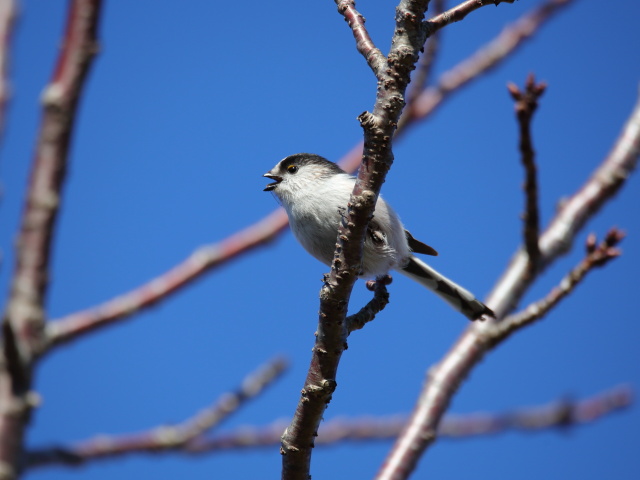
[263,153,493,320]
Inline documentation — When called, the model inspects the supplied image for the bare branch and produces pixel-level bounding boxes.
[507,74,546,271]
[281,0,434,476]
[376,92,640,480]
[0,0,17,146]
[45,209,288,348]
[282,0,520,478]
[426,0,516,36]
[25,357,288,469]
[27,386,631,468]
[398,0,445,131]
[346,275,392,333]
[2,0,102,359]
[492,228,624,342]
[0,2,103,478]
[336,0,386,76]
[401,0,575,134]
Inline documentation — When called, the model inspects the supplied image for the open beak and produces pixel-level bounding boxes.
[263,173,283,191]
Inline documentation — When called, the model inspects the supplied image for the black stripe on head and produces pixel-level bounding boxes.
[280,153,346,176]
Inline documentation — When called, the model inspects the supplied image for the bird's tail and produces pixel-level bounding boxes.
[398,256,494,321]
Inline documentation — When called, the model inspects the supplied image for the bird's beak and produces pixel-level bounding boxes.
[263,172,283,191]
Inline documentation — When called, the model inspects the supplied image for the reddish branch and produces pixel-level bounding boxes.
[45,0,567,352]
[426,0,516,34]
[346,276,392,333]
[26,386,631,468]
[0,1,103,478]
[376,94,640,480]
[45,208,289,347]
[402,0,575,133]
[492,229,624,342]
[25,357,288,469]
[0,0,16,145]
[281,1,518,479]
[508,75,546,271]
[336,1,385,75]
[398,0,444,131]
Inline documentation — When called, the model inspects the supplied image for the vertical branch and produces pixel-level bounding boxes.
[0,0,16,147]
[0,1,103,478]
[281,1,432,478]
[398,0,445,132]
[281,1,517,479]
[508,74,546,272]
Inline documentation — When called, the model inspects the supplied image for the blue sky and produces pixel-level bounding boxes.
[1,1,639,479]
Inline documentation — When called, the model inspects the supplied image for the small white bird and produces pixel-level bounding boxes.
[264,153,493,320]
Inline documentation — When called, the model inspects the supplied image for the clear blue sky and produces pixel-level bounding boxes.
[1,1,639,479]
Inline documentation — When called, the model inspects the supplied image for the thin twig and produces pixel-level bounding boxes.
[24,356,288,468]
[44,0,566,352]
[492,229,624,342]
[508,74,546,272]
[45,209,288,348]
[401,0,575,135]
[346,276,392,333]
[336,0,386,76]
[26,385,631,468]
[425,0,516,36]
[376,92,640,480]
[398,0,445,131]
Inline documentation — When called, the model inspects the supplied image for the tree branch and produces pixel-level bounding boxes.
[336,0,386,76]
[401,0,575,134]
[425,0,516,36]
[281,1,519,478]
[492,229,624,342]
[26,386,631,468]
[376,91,640,480]
[398,0,445,131]
[0,2,103,478]
[346,276,392,333]
[25,356,287,469]
[508,74,546,272]
[45,209,288,348]
[0,0,17,147]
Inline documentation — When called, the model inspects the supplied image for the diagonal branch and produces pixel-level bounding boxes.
[426,0,516,35]
[492,229,624,342]
[401,0,575,135]
[336,0,386,76]
[508,74,546,272]
[24,356,288,469]
[44,209,289,348]
[376,91,640,480]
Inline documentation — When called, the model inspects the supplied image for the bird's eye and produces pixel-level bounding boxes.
[287,165,298,174]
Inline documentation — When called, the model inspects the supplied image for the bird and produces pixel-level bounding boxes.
[263,153,494,320]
